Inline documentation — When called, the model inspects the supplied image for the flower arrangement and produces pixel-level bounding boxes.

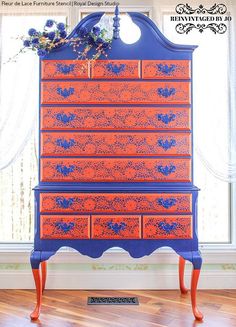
[7,19,112,63]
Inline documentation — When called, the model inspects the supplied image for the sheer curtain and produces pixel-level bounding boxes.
[0,15,66,242]
[159,1,236,183]
[155,0,236,242]
[0,17,40,170]
[194,5,236,183]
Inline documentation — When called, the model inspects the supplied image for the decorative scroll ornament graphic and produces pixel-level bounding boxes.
[175,3,227,15]
[174,3,228,34]
[176,23,227,34]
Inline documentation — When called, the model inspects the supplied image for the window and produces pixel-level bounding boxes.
[162,14,231,243]
[0,15,67,242]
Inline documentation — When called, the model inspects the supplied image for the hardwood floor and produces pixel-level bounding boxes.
[0,290,236,327]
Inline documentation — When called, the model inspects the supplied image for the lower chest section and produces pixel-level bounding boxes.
[38,191,194,240]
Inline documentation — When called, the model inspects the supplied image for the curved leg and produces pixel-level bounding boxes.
[179,256,188,294]
[30,250,56,320]
[191,251,203,321]
[191,269,203,321]
[30,268,42,320]
[41,261,47,293]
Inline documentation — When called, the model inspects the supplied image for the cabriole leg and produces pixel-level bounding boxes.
[179,256,188,294]
[30,268,42,320]
[191,252,203,321]
[30,251,42,320]
[41,261,47,293]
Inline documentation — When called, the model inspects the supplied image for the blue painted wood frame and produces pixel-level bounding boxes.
[31,9,202,272]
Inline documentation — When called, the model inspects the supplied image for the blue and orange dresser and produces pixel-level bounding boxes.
[30,8,203,321]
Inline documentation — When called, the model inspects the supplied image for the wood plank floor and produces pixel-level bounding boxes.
[0,290,236,327]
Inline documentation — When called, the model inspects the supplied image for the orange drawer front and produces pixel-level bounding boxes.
[143,215,192,239]
[41,81,190,104]
[142,60,190,79]
[41,60,89,79]
[91,215,141,239]
[41,107,191,131]
[91,60,140,79]
[41,132,191,156]
[40,215,90,239]
[40,158,191,182]
[40,193,192,214]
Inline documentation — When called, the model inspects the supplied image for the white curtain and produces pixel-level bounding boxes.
[159,0,236,183]
[0,16,39,170]
[194,1,236,182]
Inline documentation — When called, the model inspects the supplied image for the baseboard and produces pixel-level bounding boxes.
[0,269,236,289]
[1,246,236,264]
[0,247,236,289]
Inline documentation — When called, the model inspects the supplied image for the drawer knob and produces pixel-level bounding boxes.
[157,87,176,98]
[56,197,74,209]
[57,87,74,98]
[107,221,127,234]
[56,138,76,149]
[158,198,177,209]
[56,113,76,124]
[157,165,176,176]
[55,221,75,233]
[57,63,75,75]
[157,113,176,124]
[158,221,178,234]
[157,64,176,75]
[158,139,176,151]
[106,63,126,75]
[56,164,75,176]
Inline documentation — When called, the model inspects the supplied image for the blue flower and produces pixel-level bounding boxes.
[23,40,31,47]
[92,26,100,36]
[54,38,60,43]
[28,28,37,36]
[45,19,54,28]
[77,26,88,38]
[37,48,47,58]
[48,31,55,40]
[60,30,67,38]
[87,35,95,45]
[32,38,39,45]
[95,37,104,46]
[102,42,109,49]
[57,22,65,31]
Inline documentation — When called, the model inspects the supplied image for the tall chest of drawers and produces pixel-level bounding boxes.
[30,9,203,321]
